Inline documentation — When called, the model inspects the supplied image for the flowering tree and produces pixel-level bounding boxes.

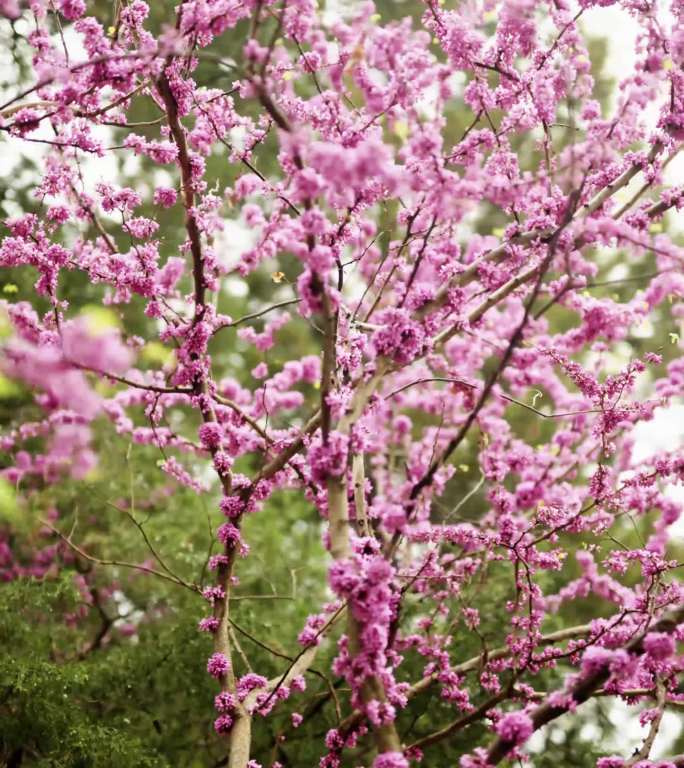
[1,0,684,766]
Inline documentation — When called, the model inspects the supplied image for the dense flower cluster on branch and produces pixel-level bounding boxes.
[1,0,684,766]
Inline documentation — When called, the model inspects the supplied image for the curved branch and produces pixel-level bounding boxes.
[485,605,684,764]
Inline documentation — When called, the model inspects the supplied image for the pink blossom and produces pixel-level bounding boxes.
[199,422,224,449]
[154,187,178,207]
[214,692,237,712]
[643,632,675,661]
[372,309,425,365]
[213,714,234,733]
[494,711,534,745]
[207,653,230,678]
[372,752,409,768]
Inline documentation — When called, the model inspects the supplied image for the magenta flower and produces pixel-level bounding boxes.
[206,653,230,679]
[213,714,234,734]
[495,712,534,746]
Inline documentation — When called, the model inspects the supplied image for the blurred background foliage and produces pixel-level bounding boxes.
[1,0,683,766]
